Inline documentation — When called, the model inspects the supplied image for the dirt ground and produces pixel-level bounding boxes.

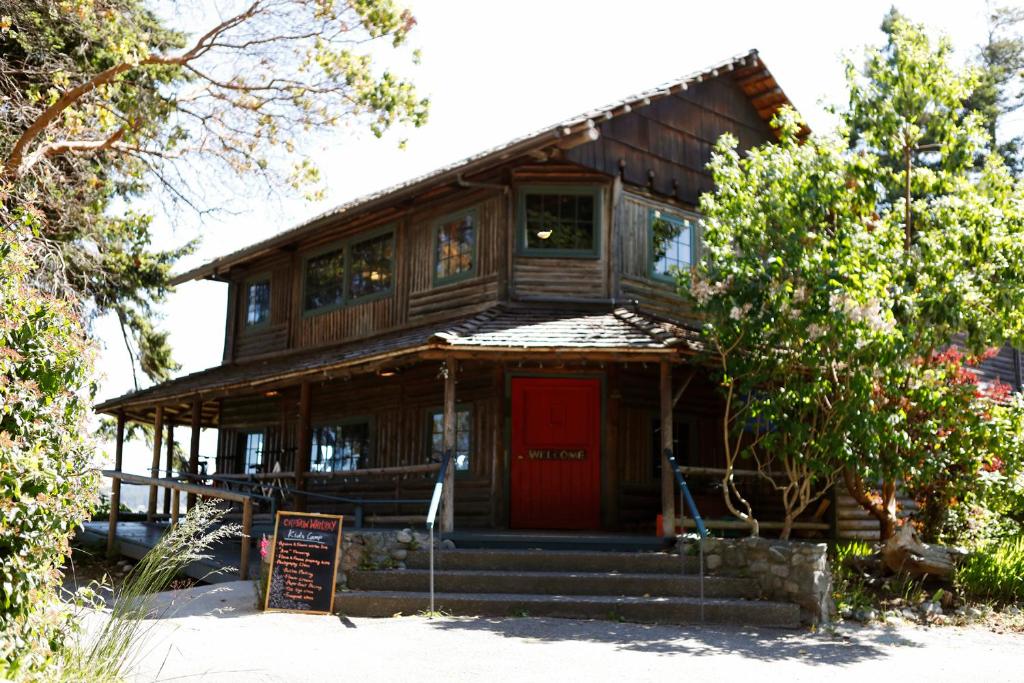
[90,581,1024,683]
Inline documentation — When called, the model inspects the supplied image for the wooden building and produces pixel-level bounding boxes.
[96,50,844,537]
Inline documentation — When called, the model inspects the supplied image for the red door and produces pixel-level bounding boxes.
[510,377,601,529]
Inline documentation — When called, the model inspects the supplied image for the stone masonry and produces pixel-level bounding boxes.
[336,528,433,588]
[686,536,834,624]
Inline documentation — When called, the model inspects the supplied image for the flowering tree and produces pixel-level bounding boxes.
[0,226,98,677]
[691,15,1024,541]
[900,348,1024,543]
[839,15,1024,539]
[692,110,902,539]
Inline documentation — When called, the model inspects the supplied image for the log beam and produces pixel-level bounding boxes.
[660,361,675,538]
[442,357,457,533]
[163,420,175,516]
[146,406,164,522]
[106,412,126,558]
[295,381,312,511]
[188,398,202,508]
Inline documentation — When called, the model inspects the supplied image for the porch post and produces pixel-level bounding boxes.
[163,420,175,516]
[660,361,676,538]
[187,398,202,509]
[295,381,312,511]
[107,412,126,558]
[442,356,457,533]
[146,406,164,522]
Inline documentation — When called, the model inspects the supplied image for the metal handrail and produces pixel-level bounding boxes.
[425,449,453,616]
[664,448,707,621]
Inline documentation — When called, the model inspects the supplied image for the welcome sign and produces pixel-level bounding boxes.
[264,511,343,614]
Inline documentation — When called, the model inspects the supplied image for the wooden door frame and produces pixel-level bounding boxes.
[503,370,608,530]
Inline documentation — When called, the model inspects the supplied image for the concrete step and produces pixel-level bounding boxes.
[441,531,669,552]
[405,549,700,574]
[348,569,757,599]
[334,590,800,627]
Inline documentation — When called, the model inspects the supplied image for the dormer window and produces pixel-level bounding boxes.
[434,210,476,285]
[245,279,270,326]
[649,208,696,282]
[518,185,602,258]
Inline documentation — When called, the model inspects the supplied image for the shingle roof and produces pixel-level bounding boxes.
[431,306,700,351]
[95,306,698,416]
[171,49,790,285]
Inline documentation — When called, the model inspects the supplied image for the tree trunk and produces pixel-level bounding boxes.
[881,522,965,580]
[843,467,898,541]
[780,515,794,541]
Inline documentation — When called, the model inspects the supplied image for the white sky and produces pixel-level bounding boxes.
[92,0,1015,494]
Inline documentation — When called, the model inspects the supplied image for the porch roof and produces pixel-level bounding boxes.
[95,305,699,423]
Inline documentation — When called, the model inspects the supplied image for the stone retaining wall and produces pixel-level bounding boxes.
[337,528,433,588]
[688,537,834,624]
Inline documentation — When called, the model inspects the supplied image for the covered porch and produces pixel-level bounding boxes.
[95,304,832,575]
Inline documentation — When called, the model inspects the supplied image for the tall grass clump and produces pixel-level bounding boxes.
[830,540,878,613]
[58,500,240,682]
[956,535,1024,605]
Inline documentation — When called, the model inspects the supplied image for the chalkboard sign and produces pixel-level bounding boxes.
[264,511,343,614]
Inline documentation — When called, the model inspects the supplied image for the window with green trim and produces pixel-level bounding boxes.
[429,408,471,472]
[350,232,394,299]
[245,280,270,326]
[435,212,476,283]
[520,187,600,255]
[310,421,371,472]
[650,209,695,281]
[304,247,345,312]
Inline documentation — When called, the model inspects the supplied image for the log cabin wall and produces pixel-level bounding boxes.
[230,254,293,359]
[224,189,506,361]
[610,364,787,531]
[509,169,614,301]
[217,362,503,528]
[613,191,704,323]
[406,191,506,323]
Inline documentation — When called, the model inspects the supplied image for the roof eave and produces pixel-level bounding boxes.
[170,49,781,285]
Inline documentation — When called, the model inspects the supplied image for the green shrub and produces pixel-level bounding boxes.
[956,535,1024,605]
[0,230,99,679]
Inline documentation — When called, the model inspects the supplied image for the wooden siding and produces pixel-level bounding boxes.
[977,344,1023,390]
[233,255,292,359]
[220,362,501,528]
[511,181,613,300]
[407,193,506,321]
[566,77,775,206]
[613,191,702,322]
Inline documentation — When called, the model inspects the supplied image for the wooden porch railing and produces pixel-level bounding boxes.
[103,470,269,580]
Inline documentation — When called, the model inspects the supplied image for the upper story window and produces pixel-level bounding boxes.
[434,210,476,284]
[304,247,346,313]
[350,232,394,300]
[649,208,696,282]
[310,421,371,473]
[429,407,471,472]
[518,185,602,257]
[241,431,264,474]
[245,279,270,326]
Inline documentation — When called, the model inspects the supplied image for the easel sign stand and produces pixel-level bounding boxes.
[264,511,344,615]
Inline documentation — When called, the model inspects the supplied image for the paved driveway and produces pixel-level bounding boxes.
[117,582,1023,682]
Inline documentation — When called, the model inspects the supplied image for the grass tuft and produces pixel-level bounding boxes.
[58,500,239,681]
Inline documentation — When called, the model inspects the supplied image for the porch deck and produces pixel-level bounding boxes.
[78,519,274,585]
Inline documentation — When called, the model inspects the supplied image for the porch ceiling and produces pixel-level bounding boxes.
[95,305,700,422]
